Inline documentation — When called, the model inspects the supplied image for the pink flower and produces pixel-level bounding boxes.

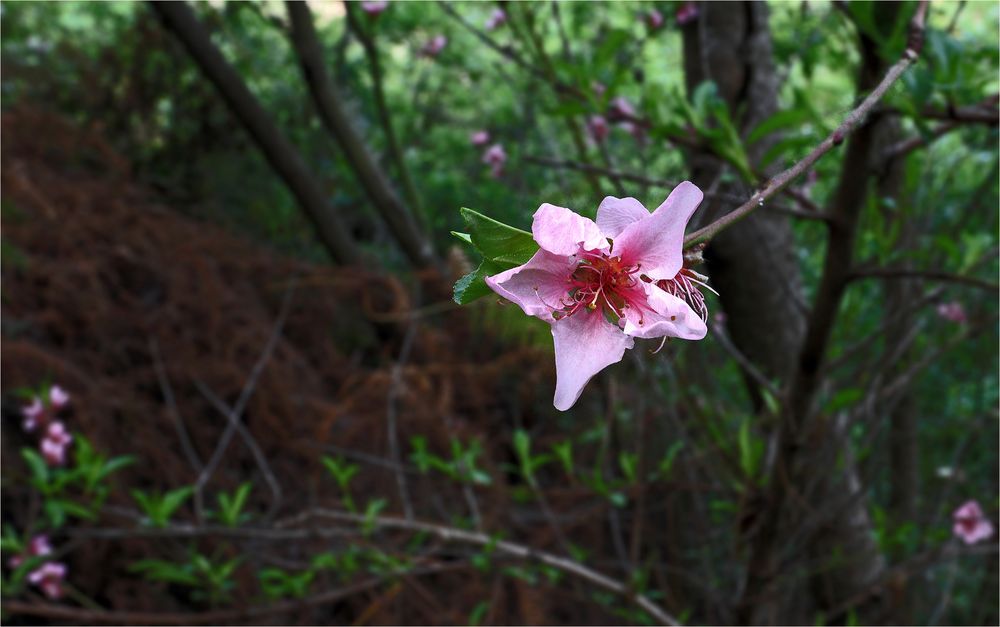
[361,0,389,16]
[936,301,967,324]
[7,534,53,569]
[41,421,72,466]
[608,96,636,120]
[645,8,664,30]
[592,81,606,98]
[49,385,70,409]
[485,8,506,30]
[28,562,66,599]
[485,183,710,410]
[953,500,994,545]
[588,115,609,143]
[676,2,699,25]
[421,35,447,58]
[470,130,491,146]
[21,397,44,432]
[482,143,507,178]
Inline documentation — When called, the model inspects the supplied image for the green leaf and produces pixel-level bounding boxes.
[450,231,473,246]
[459,207,537,267]
[453,259,504,305]
[21,449,49,487]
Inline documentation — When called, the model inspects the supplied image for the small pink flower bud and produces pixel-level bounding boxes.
[28,562,67,600]
[588,115,609,143]
[676,2,699,26]
[485,8,506,30]
[41,421,72,466]
[645,9,664,30]
[608,96,636,120]
[482,144,507,178]
[49,385,70,409]
[953,500,994,545]
[936,301,967,324]
[470,130,490,146]
[421,35,447,58]
[21,397,44,432]
[361,1,389,16]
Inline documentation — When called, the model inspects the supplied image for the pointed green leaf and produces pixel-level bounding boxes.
[459,207,537,266]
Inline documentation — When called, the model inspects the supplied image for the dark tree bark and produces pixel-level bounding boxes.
[740,4,917,624]
[148,1,363,267]
[682,1,807,385]
[680,2,919,623]
[286,1,437,270]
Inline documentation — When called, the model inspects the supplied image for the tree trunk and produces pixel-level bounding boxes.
[148,1,364,267]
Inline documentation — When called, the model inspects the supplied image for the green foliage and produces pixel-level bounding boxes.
[130,552,241,604]
[132,486,194,528]
[452,207,539,304]
[410,436,492,486]
[258,567,314,600]
[321,455,360,512]
[209,483,253,527]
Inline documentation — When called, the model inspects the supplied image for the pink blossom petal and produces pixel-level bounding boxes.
[596,196,650,238]
[49,386,70,408]
[621,283,707,340]
[532,203,608,257]
[551,311,633,411]
[614,181,703,280]
[485,249,575,321]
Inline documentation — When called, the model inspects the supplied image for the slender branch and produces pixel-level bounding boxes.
[849,267,999,294]
[3,565,464,625]
[286,1,436,269]
[192,286,294,521]
[283,508,682,626]
[149,338,202,473]
[683,16,926,249]
[147,1,363,266]
[881,120,962,163]
[344,2,424,219]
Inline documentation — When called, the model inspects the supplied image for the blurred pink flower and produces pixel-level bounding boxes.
[936,301,967,324]
[421,35,448,58]
[41,421,72,466]
[953,500,994,545]
[588,115,609,143]
[28,562,66,599]
[21,397,44,432]
[645,8,664,30]
[485,183,709,410]
[470,130,491,146]
[592,81,606,98]
[482,143,507,178]
[49,385,70,409]
[485,8,506,30]
[360,1,388,16]
[608,96,636,120]
[7,534,53,569]
[676,2,700,25]
[713,311,727,327]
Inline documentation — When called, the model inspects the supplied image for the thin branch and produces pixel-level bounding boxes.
[344,1,424,219]
[147,1,363,265]
[849,267,999,294]
[881,120,962,163]
[3,564,465,626]
[149,338,202,473]
[387,317,418,520]
[192,286,294,521]
[683,12,927,249]
[287,508,682,626]
[286,1,436,269]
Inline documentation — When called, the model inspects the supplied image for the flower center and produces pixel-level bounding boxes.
[551,253,643,322]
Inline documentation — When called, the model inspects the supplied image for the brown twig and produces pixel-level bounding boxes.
[683,6,927,249]
[849,267,999,294]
